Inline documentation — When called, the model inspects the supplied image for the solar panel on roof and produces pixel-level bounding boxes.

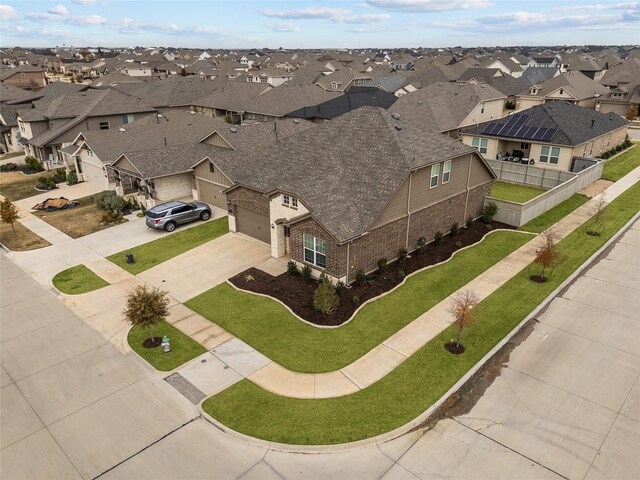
[530,127,547,141]
[522,127,539,140]
[540,128,557,142]
[482,122,498,134]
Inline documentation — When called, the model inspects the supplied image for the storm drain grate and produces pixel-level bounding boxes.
[165,373,206,404]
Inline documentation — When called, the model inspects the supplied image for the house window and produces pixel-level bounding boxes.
[471,137,488,154]
[540,146,560,164]
[480,103,485,114]
[430,163,440,188]
[86,148,93,156]
[246,112,255,120]
[260,77,267,83]
[521,142,529,150]
[283,195,290,206]
[559,88,564,95]
[99,121,110,130]
[291,197,298,208]
[209,162,215,173]
[19,121,25,132]
[331,81,338,90]
[303,234,326,268]
[531,88,537,95]
[606,135,611,148]
[122,114,135,124]
[442,160,451,184]
[247,76,253,82]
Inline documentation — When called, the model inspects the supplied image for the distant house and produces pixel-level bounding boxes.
[515,71,609,111]
[596,59,640,119]
[245,68,294,87]
[461,102,629,172]
[527,57,559,69]
[0,65,47,89]
[225,107,496,283]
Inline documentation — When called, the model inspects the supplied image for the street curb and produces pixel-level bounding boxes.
[198,211,639,454]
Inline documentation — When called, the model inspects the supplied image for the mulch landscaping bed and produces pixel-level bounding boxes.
[229,220,515,326]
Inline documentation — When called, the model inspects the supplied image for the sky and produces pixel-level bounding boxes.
[0,1,638,49]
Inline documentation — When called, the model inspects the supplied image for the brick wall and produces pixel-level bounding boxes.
[289,217,347,279]
[227,186,269,216]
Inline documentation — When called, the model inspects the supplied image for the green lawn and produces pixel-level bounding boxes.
[601,144,640,182]
[518,193,590,234]
[0,171,50,201]
[186,231,532,373]
[108,216,228,274]
[202,181,640,445]
[52,265,109,294]
[490,181,547,203]
[128,320,207,371]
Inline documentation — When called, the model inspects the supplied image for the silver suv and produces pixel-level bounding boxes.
[145,201,211,232]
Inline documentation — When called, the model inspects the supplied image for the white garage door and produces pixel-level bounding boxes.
[81,160,108,189]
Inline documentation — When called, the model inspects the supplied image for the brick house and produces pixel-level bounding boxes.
[0,65,47,89]
[225,107,496,284]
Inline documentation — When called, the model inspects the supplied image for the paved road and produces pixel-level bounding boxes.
[1,218,639,479]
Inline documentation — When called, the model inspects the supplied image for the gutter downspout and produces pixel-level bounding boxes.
[405,170,413,249]
[346,242,350,285]
[464,154,472,221]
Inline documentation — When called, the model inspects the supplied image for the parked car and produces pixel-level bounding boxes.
[145,201,211,232]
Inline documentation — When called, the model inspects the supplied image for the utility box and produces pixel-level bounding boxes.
[125,253,134,264]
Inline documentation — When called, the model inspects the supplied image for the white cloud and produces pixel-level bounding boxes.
[552,2,639,12]
[71,0,100,5]
[266,22,301,32]
[261,7,351,20]
[365,0,492,12]
[0,4,19,21]
[341,13,391,24]
[48,5,68,16]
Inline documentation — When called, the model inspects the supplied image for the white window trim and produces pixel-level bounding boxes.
[442,160,451,184]
[303,234,326,269]
[291,197,298,208]
[430,163,440,188]
[540,146,560,164]
[283,195,290,206]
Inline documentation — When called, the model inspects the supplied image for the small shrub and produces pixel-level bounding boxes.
[434,231,443,245]
[465,216,474,228]
[377,258,388,274]
[335,280,346,296]
[0,162,19,172]
[55,168,67,182]
[95,191,125,212]
[66,170,78,185]
[352,295,360,305]
[313,273,339,315]
[485,223,493,230]
[415,237,427,254]
[455,240,463,248]
[450,222,459,236]
[397,247,408,265]
[481,202,498,223]
[24,156,44,172]
[244,274,255,282]
[301,265,312,284]
[397,269,405,280]
[355,269,366,286]
[287,260,298,276]
[36,175,56,189]
[615,145,622,152]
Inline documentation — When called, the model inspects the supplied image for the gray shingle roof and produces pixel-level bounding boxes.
[465,101,628,146]
[517,71,608,100]
[233,106,477,243]
[244,83,340,117]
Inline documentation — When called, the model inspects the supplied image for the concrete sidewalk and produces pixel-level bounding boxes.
[175,164,640,400]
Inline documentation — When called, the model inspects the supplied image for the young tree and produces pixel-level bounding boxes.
[587,194,607,236]
[313,273,340,315]
[0,199,20,235]
[448,290,479,352]
[534,229,559,282]
[626,104,638,121]
[180,67,187,77]
[123,285,170,344]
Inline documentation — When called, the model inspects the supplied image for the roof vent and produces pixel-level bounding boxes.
[157,113,163,118]
[118,127,126,133]
[229,127,238,133]
[391,113,401,120]
[417,100,423,105]
[394,125,402,131]
[292,118,300,124]
[190,111,196,115]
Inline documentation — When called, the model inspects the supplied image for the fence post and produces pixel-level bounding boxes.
[524,164,528,185]
[541,167,546,188]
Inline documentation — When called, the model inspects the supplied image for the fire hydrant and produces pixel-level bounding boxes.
[161,335,171,354]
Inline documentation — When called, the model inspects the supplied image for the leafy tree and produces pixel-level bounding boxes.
[626,104,638,121]
[0,199,20,235]
[123,285,170,342]
[313,273,340,315]
[448,290,479,351]
[180,67,187,76]
[534,229,559,282]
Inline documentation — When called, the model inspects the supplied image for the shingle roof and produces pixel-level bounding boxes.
[465,101,628,146]
[0,83,39,104]
[244,83,340,117]
[233,106,477,243]
[191,81,271,112]
[0,65,44,81]
[517,71,608,100]
[519,67,560,87]
[286,87,397,120]
[112,75,219,107]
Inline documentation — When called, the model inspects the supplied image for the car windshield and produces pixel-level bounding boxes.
[146,211,167,219]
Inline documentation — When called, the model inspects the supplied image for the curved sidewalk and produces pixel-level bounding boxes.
[177,165,640,400]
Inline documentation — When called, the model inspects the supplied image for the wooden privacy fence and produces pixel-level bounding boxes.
[484,161,604,227]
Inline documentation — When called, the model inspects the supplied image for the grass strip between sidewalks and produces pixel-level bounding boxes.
[52,265,109,295]
[202,181,640,445]
[187,230,532,373]
[108,216,228,274]
[128,320,207,372]
[518,193,590,234]
[601,144,640,182]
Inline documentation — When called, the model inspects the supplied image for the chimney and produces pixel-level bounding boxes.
[591,119,595,129]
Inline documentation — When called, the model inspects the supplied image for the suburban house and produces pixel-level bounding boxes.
[481,54,523,78]
[0,65,47,89]
[527,57,559,69]
[17,88,157,168]
[0,103,20,153]
[189,82,272,123]
[245,68,294,86]
[391,82,506,137]
[596,58,640,119]
[243,84,341,122]
[224,107,496,284]
[315,69,373,93]
[515,71,609,111]
[461,102,629,172]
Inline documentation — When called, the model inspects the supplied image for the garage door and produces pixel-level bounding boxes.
[196,179,227,210]
[81,160,107,189]
[236,206,270,244]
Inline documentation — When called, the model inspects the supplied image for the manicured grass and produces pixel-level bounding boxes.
[490,181,547,203]
[601,144,640,182]
[203,181,640,445]
[128,320,207,371]
[0,221,50,251]
[0,152,24,160]
[518,193,590,234]
[108,216,228,274]
[33,195,127,238]
[52,265,109,294]
[186,230,532,373]
[0,171,50,201]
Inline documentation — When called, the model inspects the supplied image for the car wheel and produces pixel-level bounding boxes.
[200,211,211,221]
[164,222,176,232]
